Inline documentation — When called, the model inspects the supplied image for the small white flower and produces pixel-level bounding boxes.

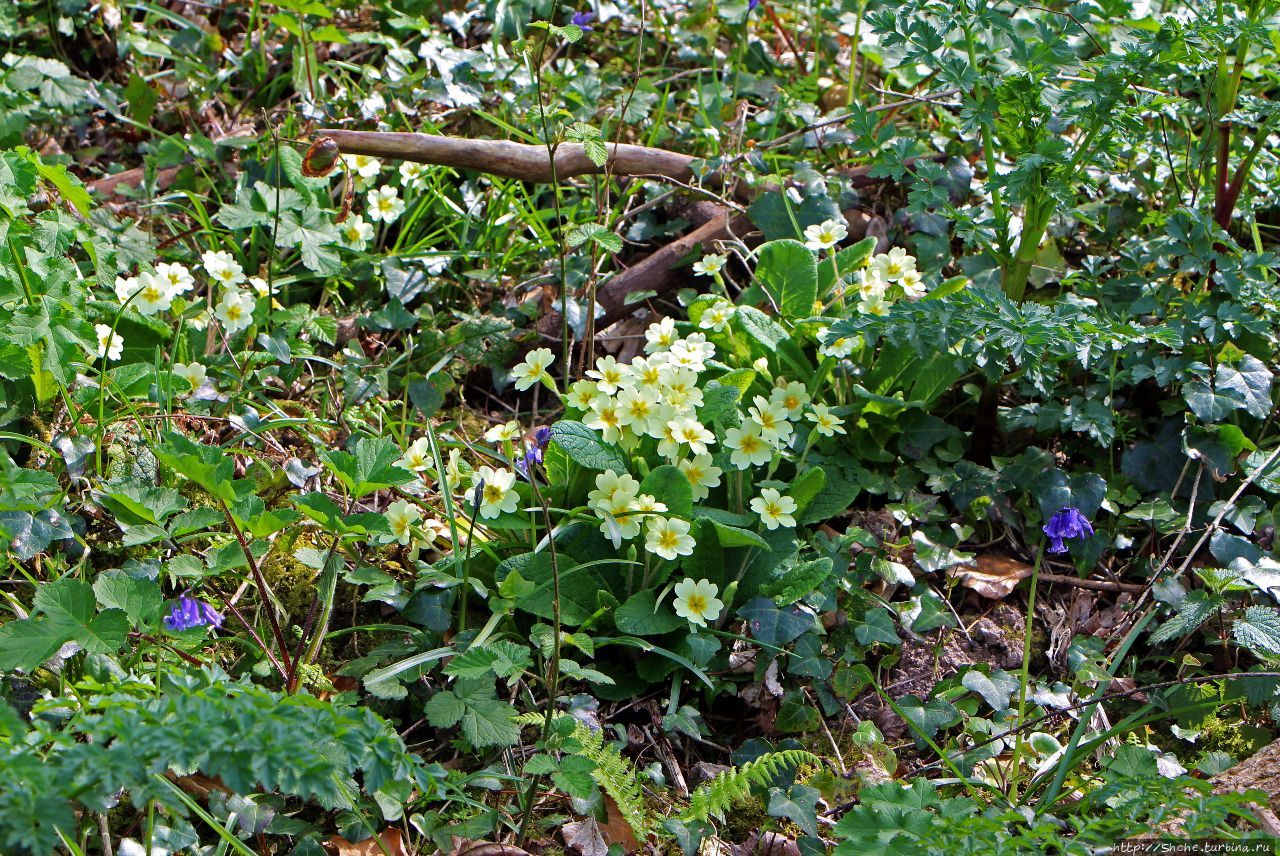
[342,154,382,181]
[644,317,679,354]
[585,397,625,445]
[807,403,846,437]
[770,380,811,418]
[803,218,848,252]
[366,185,405,224]
[724,424,773,469]
[698,299,736,333]
[93,324,123,361]
[172,362,207,392]
[566,379,599,410]
[399,160,429,190]
[747,395,794,444]
[692,253,727,277]
[215,289,255,334]
[668,416,714,456]
[678,454,723,502]
[900,268,927,299]
[114,275,140,303]
[247,276,271,298]
[132,272,173,316]
[512,348,554,391]
[751,488,797,530]
[386,499,422,545]
[340,214,375,251]
[202,250,245,288]
[586,355,629,395]
[472,466,519,519]
[483,421,521,443]
[188,310,211,331]
[618,388,660,434]
[588,469,641,509]
[857,292,892,316]
[869,247,917,283]
[818,328,857,359]
[155,262,194,296]
[672,578,722,626]
[857,268,888,300]
[645,516,696,561]
[396,437,432,472]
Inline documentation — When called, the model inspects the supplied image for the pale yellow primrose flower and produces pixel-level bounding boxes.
[385,499,422,545]
[724,424,773,469]
[94,324,123,361]
[770,380,811,418]
[692,253,727,277]
[172,362,207,392]
[751,488,798,530]
[472,466,519,519]
[215,289,255,334]
[645,516,695,561]
[698,299,736,333]
[202,250,245,288]
[483,421,521,443]
[396,437,432,472]
[566,379,599,410]
[587,355,629,394]
[747,395,794,444]
[870,247,917,283]
[512,348,554,391]
[366,185,406,224]
[678,454,723,502]
[155,262,194,296]
[803,218,848,252]
[644,317,678,354]
[673,578,723,626]
[807,403,847,437]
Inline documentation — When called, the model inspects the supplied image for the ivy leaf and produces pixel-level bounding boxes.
[738,597,812,647]
[768,785,820,837]
[278,207,341,275]
[565,223,622,254]
[424,677,520,747]
[551,420,629,472]
[1216,356,1273,420]
[1183,381,1242,423]
[896,695,961,739]
[1233,606,1280,657]
[961,668,1020,712]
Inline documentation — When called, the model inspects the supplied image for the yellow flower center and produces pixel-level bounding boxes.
[659,531,679,551]
[764,501,783,518]
[483,484,505,504]
[684,593,707,614]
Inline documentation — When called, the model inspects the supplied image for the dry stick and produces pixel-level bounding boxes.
[1038,573,1144,594]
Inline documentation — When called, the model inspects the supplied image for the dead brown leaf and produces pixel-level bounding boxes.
[326,828,410,856]
[950,555,1033,599]
[563,817,608,856]
[599,795,641,853]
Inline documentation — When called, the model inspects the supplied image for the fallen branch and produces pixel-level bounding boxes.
[315,129,699,184]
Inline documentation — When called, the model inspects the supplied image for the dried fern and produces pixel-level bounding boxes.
[683,749,820,821]
[516,713,657,839]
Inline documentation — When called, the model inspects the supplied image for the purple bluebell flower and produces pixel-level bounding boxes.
[748,0,760,10]
[516,429,552,479]
[164,595,223,632]
[570,10,595,30]
[1042,507,1094,554]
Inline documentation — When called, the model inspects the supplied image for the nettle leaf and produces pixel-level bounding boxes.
[1233,606,1280,657]
[551,420,629,472]
[0,616,66,671]
[1150,590,1222,644]
[756,239,818,321]
[319,436,414,498]
[1216,355,1273,420]
[565,223,622,254]
[444,641,532,681]
[423,676,520,747]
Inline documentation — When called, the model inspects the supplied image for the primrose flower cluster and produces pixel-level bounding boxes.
[811,243,932,358]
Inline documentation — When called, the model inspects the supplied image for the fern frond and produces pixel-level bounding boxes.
[683,750,820,822]
[516,712,657,839]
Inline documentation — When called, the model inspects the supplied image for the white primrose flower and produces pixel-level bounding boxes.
[512,348,554,391]
[645,516,695,561]
[93,324,123,361]
[751,488,798,530]
[818,328,857,359]
[672,578,722,626]
[678,454,723,502]
[396,437,433,472]
[618,387,660,435]
[586,396,626,445]
[588,469,642,509]
[386,499,422,545]
[566,379,599,410]
[171,362,207,392]
[366,185,406,224]
[342,154,382,185]
[644,317,679,354]
[803,218,848,252]
[724,424,773,469]
[668,416,714,456]
[132,272,174,316]
[857,292,891,316]
[215,289,255,334]
[472,466,519,519]
[857,268,888,300]
[770,380,811,418]
[247,276,271,298]
[900,268,927,299]
[340,214,375,251]
[399,160,429,190]
[807,403,847,437]
[698,299,737,333]
[692,253,727,277]
[869,247,917,283]
[202,250,246,288]
[586,355,630,395]
[747,395,794,444]
[155,262,194,296]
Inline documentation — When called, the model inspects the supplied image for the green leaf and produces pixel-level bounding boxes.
[319,436,414,499]
[550,420,629,472]
[277,207,340,275]
[444,641,532,681]
[738,597,811,646]
[788,468,826,516]
[756,239,818,320]
[960,668,1020,712]
[34,578,128,654]
[615,590,685,635]
[736,306,788,351]
[1150,590,1221,644]
[760,558,832,606]
[1233,606,1280,657]
[565,223,622,253]
[1216,355,1273,420]
[155,433,239,504]
[1184,381,1241,423]
[640,465,694,520]
[896,695,960,739]
[0,616,67,671]
[92,573,163,627]
[768,785,821,837]
[424,677,521,748]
